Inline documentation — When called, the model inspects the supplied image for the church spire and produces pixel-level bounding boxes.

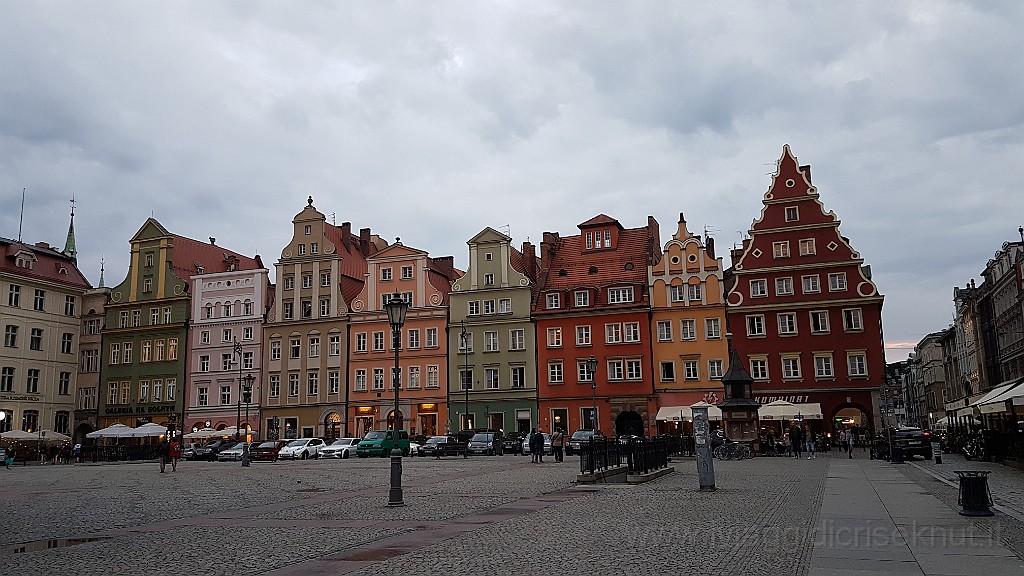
[98,257,105,288]
[63,196,78,262]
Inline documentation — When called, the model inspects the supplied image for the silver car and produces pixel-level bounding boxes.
[320,438,361,459]
[216,442,249,461]
[522,433,552,455]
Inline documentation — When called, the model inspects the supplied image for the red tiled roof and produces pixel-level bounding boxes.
[322,223,388,305]
[169,235,262,284]
[579,214,621,228]
[0,237,92,290]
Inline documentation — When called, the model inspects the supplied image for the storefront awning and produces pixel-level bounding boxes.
[655,405,722,421]
[977,378,1024,414]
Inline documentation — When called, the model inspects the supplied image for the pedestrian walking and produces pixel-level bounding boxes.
[804,425,815,459]
[789,423,803,459]
[73,443,81,463]
[536,429,545,463]
[528,428,539,463]
[4,448,14,469]
[551,428,564,463]
[169,439,182,472]
[159,438,169,473]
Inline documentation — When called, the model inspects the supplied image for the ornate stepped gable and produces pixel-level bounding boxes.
[726,144,881,306]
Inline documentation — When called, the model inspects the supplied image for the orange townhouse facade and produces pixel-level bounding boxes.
[534,215,661,437]
[347,242,459,438]
[650,214,729,433]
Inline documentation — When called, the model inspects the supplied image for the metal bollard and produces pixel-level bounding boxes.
[955,470,994,516]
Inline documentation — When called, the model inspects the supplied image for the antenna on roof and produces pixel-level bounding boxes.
[330,212,336,225]
[18,188,26,242]
[500,224,511,237]
[703,225,718,240]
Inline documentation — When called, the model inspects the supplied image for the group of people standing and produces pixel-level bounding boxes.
[527,428,564,463]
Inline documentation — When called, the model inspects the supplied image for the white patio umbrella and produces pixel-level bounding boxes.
[129,423,168,437]
[36,430,72,443]
[0,429,37,441]
[759,400,801,420]
[85,423,134,439]
[183,428,217,439]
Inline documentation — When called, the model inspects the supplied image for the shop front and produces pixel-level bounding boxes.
[655,390,723,435]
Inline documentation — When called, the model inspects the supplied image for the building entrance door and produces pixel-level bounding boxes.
[355,416,373,437]
[419,413,438,436]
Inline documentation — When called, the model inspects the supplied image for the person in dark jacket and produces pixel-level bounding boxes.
[788,423,803,459]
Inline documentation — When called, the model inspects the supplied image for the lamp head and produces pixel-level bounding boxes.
[384,292,408,328]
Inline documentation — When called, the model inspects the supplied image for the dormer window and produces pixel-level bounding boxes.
[584,229,613,250]
[608,287,634,304]
[14,251,35,269]
[545,293,560,309]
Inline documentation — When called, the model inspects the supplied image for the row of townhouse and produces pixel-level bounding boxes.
[0,146,887,442]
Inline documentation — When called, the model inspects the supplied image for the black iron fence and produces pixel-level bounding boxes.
[82,444,163,463]
[579,436,673,475]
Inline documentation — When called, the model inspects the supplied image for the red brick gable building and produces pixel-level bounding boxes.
[725,146,885,433]
[533,214,661,436]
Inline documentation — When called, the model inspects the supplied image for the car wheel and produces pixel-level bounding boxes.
[300,451,308,460]
[342,451,349,459]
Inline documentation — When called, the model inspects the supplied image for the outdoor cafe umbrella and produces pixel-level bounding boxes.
[36,430,72,443]
[86,423,134,439]
[183,428,217,440]
[129,423,168,437]
[0,429,37,441]
[759,400,801,421]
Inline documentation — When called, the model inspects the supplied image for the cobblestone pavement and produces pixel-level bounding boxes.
[0,454,834,575]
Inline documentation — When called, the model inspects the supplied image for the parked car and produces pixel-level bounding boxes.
[566,430,600,455]
[193,440,231,461]
[356,430,411,457]
[181,443,198,460]
[420,435,466,457]
[217,442,250,462]
[250,440,288,462]
[278,438,326,460]
[502,432,524,455]
[320,438,361,459]
[408,441,421,456]
[870,427,933,460]
[466,431,504,456]
[522,433,552,455]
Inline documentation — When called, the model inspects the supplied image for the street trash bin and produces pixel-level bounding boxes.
[955,470,994,517]
[890,444,904,464]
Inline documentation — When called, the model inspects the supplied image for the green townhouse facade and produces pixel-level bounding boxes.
[98,218,260,429]
[447,228,539,434]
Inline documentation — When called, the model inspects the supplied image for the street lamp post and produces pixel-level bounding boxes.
[384,292,409,507]
[233,338,243,442]
[587,355,599,433]
[241,373,254,467]
[460,321,469,433]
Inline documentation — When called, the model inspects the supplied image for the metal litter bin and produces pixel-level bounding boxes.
[955,470,994,517]
[890,444,904,464]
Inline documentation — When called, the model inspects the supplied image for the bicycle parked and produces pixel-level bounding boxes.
[713,441,753,460]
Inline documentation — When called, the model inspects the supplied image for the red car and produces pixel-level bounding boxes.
[250,440,288,462]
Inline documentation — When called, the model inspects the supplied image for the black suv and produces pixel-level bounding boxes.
[466,431,504,456]
[420,435,466,457]
[870,427,933,460]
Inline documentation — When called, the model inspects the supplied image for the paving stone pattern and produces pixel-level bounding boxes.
[0,453,837,575]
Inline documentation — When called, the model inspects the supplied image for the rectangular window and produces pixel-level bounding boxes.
[815,355,834,378]
[548,362,563,384]
[109,343,120,364]
[408,366,420,389]
[283,302,293,320]
[746,315,765,337]
[660,361,675,381]
[576,325,592,346]
[750,359,768,380]
[708,360,724,379]
[426,328,438,348]
[683,360,698,380]
[775,277,794,296]
[773,241,790,258]
[408,329,419,350]
[499,298,512,313]
[802,275,820,294]
[624,322,640,342]
[401,265,413,279]
[223,303,232,317]
[34,289,45,311]
[204,305,213,319]
[608,287,634,304]
[799,238,816,256]
[848,353,868,377]
[373,332,385,352]
[119,380,130,404]
[200,331,210,344]
[426,365,439,388]
[484,273,494,286]
[270,341,281,361]
[510,329,525,351]
[198,387,209,406]
[483,300,495,315]
[485,331,499,352]
[585,231,593,249]
[58,372,71,395]
[688,284,702,302]
[222,353,233,371]
[242,351,253,369]
[355,333,367,353]
[7,285,20,307]
[289,374,299,396]
[302,275,312,289]
[829,272,848,292]
[458,332,474,353]
[680,319,696,341]
[290,338,301,359]
[200,355,210,372]
[108,382,118,405]
[84,319,100,335]
[166,379,176,402]
[307,372,319,395]
[843,308,863,331]
[154,340,164,361]
[302,300,312,318]
[167,338,178,360]
[309,337,320,358]
[657,320,672,342]
[321,272,331,287]
[243,327,253,341]
[320,299,330,317]
[26,369,39,393]
[151,308,160,325]
[373,368,385,390]
[486,368,499,389]
[750,279,768,297]
[607,360,624,381]
[785,206,799,222]
[670,285,685,302]
[64,295,76,316]
[354,370,367,391]
[778,313,797,335]
[329,335,341,356]
[782,357,801,379]
[119,310,130,328]
[546,293,560,309]
[81,349,99,373]
[221,329,231,343]
[140,380,149,403]
[468,301,480,315]
[605,323,622,344]
[244,302,253,315]
[705,317,721,339]
[810,311,830,333]
[30,328,43,351]
[626,359,642,380]
[297,244,306,256]
[511,366,526,388]
[221,385,231,405]
[284,276,294,290]
[381,268,392,281]
[61,332,74,354]
[3,325,16,347]
[131,309,141,327]
[575,291,590,307]
[310,242,318,254]
[121,341,132,363]
[546,327,562,348]
[578,360,595,383]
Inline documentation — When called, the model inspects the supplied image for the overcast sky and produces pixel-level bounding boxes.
[2,2,1021,363]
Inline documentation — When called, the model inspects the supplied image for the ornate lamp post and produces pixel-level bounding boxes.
[460,321,470,432]
[587,355,599,433]
[241,372,254,467]
[384,292,409,507]
[233,338,243,442]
